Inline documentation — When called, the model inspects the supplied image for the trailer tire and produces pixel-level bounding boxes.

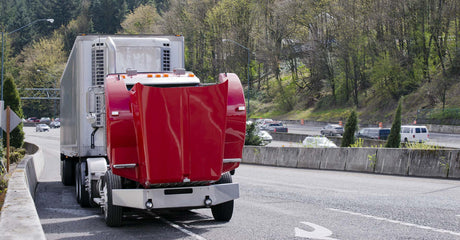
[211,172,234,222]
[61,158,75,186]
[76,162,91,207]
[103,171,123,227]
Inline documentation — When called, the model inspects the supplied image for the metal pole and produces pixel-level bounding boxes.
[1,31,4,101]
[1,32,4,142]
[247,49,250,115]
[6,106,10,172]
[222,39,251,116]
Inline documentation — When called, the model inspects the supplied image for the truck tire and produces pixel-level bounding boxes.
[211,172,234,222]
[76,162,91,207]
[103,171,123,227]
[61,158,75,186]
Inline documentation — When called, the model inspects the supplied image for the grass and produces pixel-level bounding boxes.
[404,141,441,150]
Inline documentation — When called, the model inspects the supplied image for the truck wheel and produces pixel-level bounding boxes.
[211,172,234,222]
[61,158,75,186]
[103,171,122,227]
[75,163,81,203]
[76,162,91,207]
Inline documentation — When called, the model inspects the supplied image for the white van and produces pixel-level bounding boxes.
[400,125,429,142]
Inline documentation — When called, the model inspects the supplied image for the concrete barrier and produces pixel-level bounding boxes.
[0,142,46,240]
[345,148,378,173]
[242,146,460,179]
[448,150,460,179]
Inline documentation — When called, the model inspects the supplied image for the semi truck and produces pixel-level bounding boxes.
[59,35,246,227]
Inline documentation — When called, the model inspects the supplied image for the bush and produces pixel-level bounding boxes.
[341,110,358,147]
[245,122,263,146]
[385,99,402,148]
[2,74,25,148]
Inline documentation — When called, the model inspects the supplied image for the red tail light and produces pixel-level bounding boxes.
[413,135,415,138]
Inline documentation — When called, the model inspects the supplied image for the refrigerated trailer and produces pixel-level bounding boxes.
[60,35,246,226]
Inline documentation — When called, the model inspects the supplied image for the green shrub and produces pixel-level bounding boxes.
[245,122,263,146]
[341,109,358,147]
[350,138,364,148]
[385,99,402,148]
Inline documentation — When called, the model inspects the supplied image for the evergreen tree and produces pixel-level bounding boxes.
[90,0,127,34]
[244,122,262,146]
[341,110,358,147]
[385,99,402,148]
[2,74,25,148]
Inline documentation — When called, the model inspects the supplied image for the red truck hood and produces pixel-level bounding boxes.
[129,82,228,185]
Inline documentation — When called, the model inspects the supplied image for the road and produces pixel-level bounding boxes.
[26,127,460,240]
[284,123,460,149]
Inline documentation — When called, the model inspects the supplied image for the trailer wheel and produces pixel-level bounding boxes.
[103,171,122,227]
[61,158,75,186]
[76,162,91,207]
[211,172,234,222]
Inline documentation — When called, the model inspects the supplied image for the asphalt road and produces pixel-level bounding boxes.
[284,123,460,149]
[26,127,460,240]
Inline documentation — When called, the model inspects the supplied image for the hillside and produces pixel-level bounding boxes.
[0,0,458,120]
[251,77,460,126]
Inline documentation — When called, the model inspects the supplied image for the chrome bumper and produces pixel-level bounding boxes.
[112,183,239,209]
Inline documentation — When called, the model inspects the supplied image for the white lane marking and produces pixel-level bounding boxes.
[327,208,460,237]
[147,212,207,240]
[295,222,338,240]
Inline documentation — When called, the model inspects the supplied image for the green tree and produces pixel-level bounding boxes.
[244,122,262,146]
[385,99,402,148]
[2,74,25,148]
[90,0,127,34]
[120,4,162,34]
[341,109,358,147]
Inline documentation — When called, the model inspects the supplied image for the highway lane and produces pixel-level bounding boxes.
[284,123,460,148]
[26,127,460,239]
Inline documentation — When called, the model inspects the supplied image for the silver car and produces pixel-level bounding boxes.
[320,124,344,136]
[36,124,50,132]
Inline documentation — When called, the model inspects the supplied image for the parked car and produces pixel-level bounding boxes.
[49,121,61,128]
[302,136,337,148]
[255,118,273,127]
[320,124,344,136]
[27,117,39,122]
[264,122,288,132]
[39,117,51,123]
[355,128,391,140]
[257,130,273,145]
[400,125,429,143]
[36,124,50,132]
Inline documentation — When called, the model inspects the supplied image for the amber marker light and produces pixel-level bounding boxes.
[147,74,153,78]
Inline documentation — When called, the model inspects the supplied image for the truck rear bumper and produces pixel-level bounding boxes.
[112,183,239,209]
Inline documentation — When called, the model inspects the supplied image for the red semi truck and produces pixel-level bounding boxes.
[60,35,246,226]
